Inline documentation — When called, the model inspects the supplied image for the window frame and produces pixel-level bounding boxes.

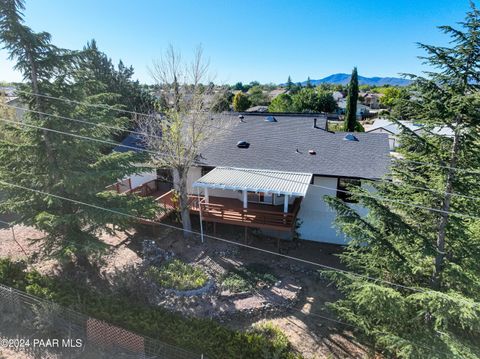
[336,178,361,203]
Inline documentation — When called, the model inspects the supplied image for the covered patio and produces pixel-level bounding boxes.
[191,167,312,234]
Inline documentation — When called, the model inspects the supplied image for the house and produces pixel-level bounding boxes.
[366,118,423,150]
[332,91,344,102]
[366,118,453,150]
[362,93,383,109]
[2,96,27,121]
[113,113,390,245]
[268,88,287,99]
[336,99,370,119]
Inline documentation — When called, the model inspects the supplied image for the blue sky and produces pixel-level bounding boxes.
[0,0,474,84]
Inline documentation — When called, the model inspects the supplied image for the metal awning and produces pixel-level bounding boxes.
[192,167,312,197]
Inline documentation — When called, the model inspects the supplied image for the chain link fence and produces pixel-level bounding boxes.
[0,284,204,359]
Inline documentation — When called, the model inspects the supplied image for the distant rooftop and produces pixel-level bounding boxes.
[114,133,146,153]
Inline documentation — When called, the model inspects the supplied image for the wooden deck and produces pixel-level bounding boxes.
[108,179,174,223]
[189,196,301,232]
[118,180,302,232]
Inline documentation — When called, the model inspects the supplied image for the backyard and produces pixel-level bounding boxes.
[0,220,369,359]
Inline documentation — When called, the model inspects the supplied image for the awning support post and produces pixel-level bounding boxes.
[243,190,248,208]
[204,187,209,204]
[197,187,204,243]
[284,194,289,213]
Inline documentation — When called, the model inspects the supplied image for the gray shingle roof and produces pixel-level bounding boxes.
[198,114,390,179]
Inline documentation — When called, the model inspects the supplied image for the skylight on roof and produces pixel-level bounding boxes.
[343,134,359,142]
[265,116,277,122]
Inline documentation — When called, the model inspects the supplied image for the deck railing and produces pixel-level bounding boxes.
[123,179,173,198]
[191,197,301,231]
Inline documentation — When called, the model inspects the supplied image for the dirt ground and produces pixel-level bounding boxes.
[0,348,33,359]
[0,222,369,359]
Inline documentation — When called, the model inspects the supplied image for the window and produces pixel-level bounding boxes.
[247,191,273,205]
[201,167,214,176]
[337,178,361,203]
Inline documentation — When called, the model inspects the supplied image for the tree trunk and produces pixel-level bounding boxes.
[27,51,57,186]
[432,127,461,288]
[173,168,192,238]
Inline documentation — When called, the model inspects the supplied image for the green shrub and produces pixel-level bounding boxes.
[251,322,300,359]
[221,263,277,293]
[222,272,251,293]
[0,258,27,287]
[146,259,209,291]
[0,258,300,359]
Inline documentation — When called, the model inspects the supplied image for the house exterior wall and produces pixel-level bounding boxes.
[296,176,368,245]
[129,170,157,189]
[297,176,346,244]
[187,166,203,194]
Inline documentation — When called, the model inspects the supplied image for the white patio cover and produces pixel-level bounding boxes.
[192,167,312,197]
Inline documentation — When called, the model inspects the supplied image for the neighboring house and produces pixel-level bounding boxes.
[362,93,383,109]
[332,91,344,102]
[114,113,390,245]
[366,118,453,150]
[268,88,286,99]
[3,96,27,121]
[336,99,369,119]
[366,118,423,150]
[112,133,164,192]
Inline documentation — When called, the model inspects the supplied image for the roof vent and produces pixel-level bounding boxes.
[265,116,277,122]
[313,118,318,128]
[238,115,245,122]
[237,140,250,149]
[308,149,316,155]
[343,134,359,142]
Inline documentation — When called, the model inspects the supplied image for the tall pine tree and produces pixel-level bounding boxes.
[325,5,480,358]
[0,0,157,269]
[343,67,361,131]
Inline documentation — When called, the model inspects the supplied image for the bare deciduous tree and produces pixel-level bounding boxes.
[140,45,230,236]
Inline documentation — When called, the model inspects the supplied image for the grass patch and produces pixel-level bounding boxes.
[221,263,277,293]
[0,258,301,358]
[146,259,209,291]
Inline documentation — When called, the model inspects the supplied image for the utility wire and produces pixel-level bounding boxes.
[369,178,480,202]
[1,117,479,220]
[13,89,152,118]
[1,103,162,140]
[11,89,480,175]
[1,178,480,311]
[0,117,158,155]
[393,158,480,175]
[219,166,480,220]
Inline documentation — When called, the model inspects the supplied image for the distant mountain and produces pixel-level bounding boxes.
[298,73,411,87]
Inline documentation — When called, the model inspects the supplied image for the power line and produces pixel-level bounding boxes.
[318,186,480,220]
[14,89,153,118]
[371,178,480,202]
[10,90,480,175]
[2,116,479,220]
[1,178,480,311]
[221,166,480,220]
[0,117,158,155]
[393,158,480,175]
[1,103,162,140]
